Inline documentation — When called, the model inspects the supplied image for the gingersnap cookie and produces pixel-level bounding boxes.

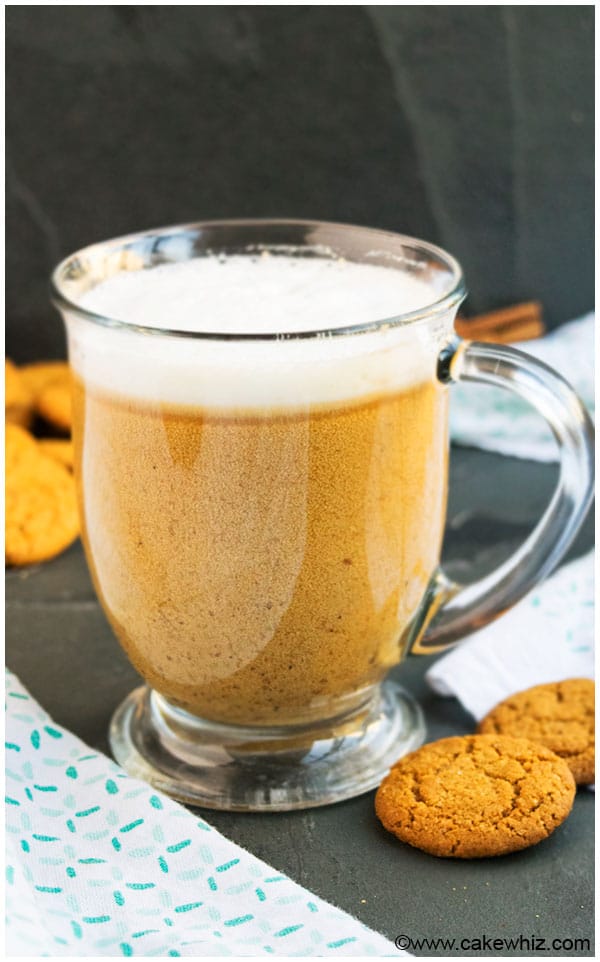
[20,360,70,397]
[36,380,72,432]
[5,423,39,472]
[5,423,79,566]
[375,734,575,858]
[20,361,72,432]
[38,439,74,471]
[5,360,33,428]
[478,679,595,785]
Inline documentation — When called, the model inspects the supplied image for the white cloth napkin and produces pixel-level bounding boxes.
[450,313,595,461]
[4,669,399,958]
[426,550,594,721]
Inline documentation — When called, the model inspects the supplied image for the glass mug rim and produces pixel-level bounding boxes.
[50,217,466,341]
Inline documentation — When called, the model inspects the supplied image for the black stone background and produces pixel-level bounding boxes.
[5,5,594,361]
[5,6,595,957]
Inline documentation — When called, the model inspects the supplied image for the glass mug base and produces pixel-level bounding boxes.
[108,681,425,811]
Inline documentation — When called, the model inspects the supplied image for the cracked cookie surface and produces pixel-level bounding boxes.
[375,734,575,858]
[5,424,79,566]
[478,679,595,785]
[20,361,72,432]
[5,359,33,428]
[20,360,70,398]
[37,381,72,432]
[38,439,74,471]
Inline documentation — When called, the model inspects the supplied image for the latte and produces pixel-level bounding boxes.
[71,253,449,726]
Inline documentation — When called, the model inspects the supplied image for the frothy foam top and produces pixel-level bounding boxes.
[68,255,451,409]
[80,254,437,334]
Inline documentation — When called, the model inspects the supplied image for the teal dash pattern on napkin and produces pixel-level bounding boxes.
[5,670,399,957]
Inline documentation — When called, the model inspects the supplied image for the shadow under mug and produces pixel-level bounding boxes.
[51,220,594,811]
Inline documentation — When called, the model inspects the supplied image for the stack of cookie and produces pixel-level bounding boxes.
[5,359,79,566]
[376,678,594,858]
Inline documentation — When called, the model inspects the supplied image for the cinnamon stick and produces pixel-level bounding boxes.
[455,300,544,344]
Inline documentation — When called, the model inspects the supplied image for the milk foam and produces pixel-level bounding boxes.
[80,255,437,334]
[67,254,452,409]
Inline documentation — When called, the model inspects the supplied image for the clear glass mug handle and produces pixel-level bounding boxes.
[411,338,595,654]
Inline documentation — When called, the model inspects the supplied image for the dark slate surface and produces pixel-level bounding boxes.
[5,6,594,363]
[6,448,594,957]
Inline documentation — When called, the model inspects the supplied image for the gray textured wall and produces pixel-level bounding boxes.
[6,6,594,361]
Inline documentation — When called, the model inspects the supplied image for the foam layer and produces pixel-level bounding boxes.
[67,254,452,409]
[80,254,438,333]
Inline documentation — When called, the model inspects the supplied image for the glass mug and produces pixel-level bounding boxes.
[51,220,594,811]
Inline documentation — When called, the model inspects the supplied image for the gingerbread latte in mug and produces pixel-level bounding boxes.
[71,253,448,726]
[53,220,592,810]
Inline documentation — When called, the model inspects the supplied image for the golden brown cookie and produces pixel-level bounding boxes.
[5,360,33,428]
[20,361,70,397]
[20,361,72,432]
[5,423,39,472]
[38,439,74,471]
[375,734,575,858]
[5,424,79,566]
[36,380,72,432]
[478,679,595,785]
